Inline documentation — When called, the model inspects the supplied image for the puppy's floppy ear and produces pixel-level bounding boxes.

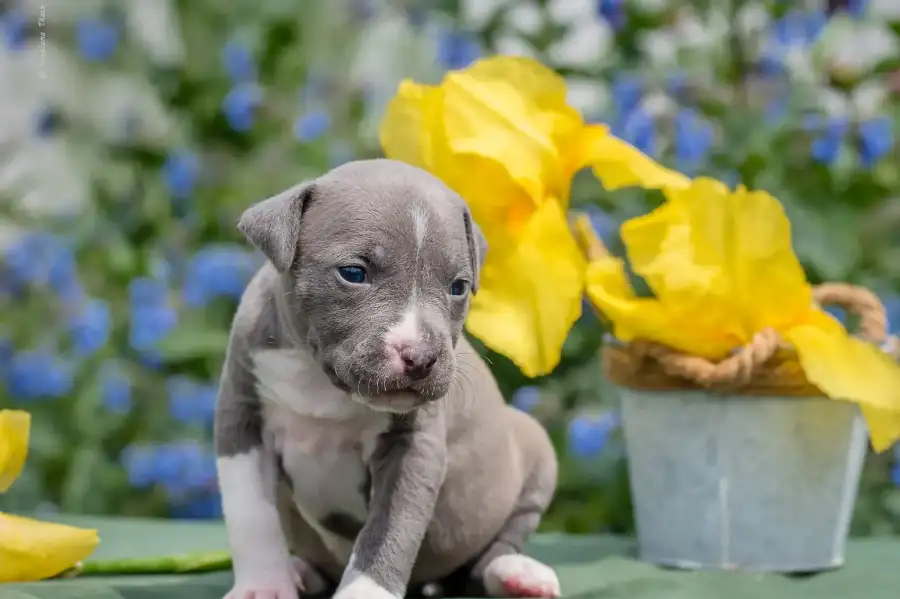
[238,181,314,273]
[462,208,488,294]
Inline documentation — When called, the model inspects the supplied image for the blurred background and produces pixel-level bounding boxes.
[0,0,899,536]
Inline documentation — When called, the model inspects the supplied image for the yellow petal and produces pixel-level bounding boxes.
[571,212,610,261]
[668,182,813,335]
[785,324,900,452]
[576,124,691,192]
[617,188,745,356]
[380,80,536,238]
[466,198,586,377]
[585,256,734,358]
[0,512,100,582]
[440,56,582,206]
[378,79,435,170]
[0,410,30,493]
[617,179,815,357]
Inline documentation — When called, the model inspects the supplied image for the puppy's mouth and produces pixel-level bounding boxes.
[323,364,445,412]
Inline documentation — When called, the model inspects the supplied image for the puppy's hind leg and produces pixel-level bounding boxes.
[472,409,561,599]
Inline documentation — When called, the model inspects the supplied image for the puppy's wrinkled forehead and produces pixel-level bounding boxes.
[300,160,469,269]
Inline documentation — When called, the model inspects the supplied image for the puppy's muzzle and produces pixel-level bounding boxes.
[392,343,440,381]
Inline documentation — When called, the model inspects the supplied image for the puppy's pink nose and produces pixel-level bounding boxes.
[391,344,438,380]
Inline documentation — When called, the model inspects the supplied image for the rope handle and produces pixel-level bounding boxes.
[569,211,900,387]
[628,283,888,389]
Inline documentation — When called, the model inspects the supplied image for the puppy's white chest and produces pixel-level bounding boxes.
[252,349,390,562]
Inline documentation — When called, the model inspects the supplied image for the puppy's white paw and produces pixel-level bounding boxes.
[225,573,299,599]
[483,554,561,598]
[290,556,328,595]
[333,573,399,599]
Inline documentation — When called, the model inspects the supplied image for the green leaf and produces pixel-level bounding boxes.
[156,327,230,362]
[780,194,861,282]
[60,445,103,514]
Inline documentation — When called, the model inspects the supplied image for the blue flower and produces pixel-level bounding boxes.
[892,463,900,487]
[511,386,541,412]
[129,277,169,308]
[293,110,332,142]
[596,0,625,29]
[858,116,893,168]
[847,0,869,18]
[585,206,617,244]
[1,9,28,51]
[121,441,217,495]
[162,150,200,201]
[824,305,847,326]
[129,304,177,354]
[754,56,787,78]
[610,75,643,117]
[68,298,111,357]
[167,376,217,426]
[181,245,258,307]
[616,109,657,157]
[171,491,223,520]
[0,338,13,376]
[771,10,827,49]
[222,83,262,132]
[3,232,82,299]
[567,412,620,459]
[222,40,256,82]
[436,30,481,71]
[673,109,714,171]
[76,18,119,62]
[100,362,131,413]
[807,115,849,165]
[121,445,157,489]
[882,294,900,335]
[34,106,59,137]
[6,351,74,401]
[665,71,687,96]
[764,94,789,124]
[178,443,218,492]
[154,441,217,496]
[128,278,177,358]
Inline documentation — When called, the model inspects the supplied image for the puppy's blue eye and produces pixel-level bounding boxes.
[449,279,469,297]
[338,266,367,284]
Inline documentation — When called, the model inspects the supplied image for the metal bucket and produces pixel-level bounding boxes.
[619,387,868,572]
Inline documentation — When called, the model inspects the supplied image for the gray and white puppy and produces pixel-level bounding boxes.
[215,159,560,599]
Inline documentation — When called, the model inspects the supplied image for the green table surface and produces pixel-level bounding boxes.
[2,515,899,599]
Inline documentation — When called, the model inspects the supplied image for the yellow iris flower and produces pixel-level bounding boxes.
[379,55,685,377]
[0,409,100,582]
[585,179,900,452]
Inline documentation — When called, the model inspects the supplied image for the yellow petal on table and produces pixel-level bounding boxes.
[466,198,586,378]
[584,256,737,359]
[576,124,691,193]
[0,410,30,493]
[440,56,582,206]
[0,512,100,582]
[785,323,900,453]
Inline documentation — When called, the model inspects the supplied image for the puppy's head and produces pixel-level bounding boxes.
[238,159,487,413]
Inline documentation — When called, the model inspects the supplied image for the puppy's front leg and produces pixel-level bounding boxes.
[216,357,297,599]
[335,406,448,599]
